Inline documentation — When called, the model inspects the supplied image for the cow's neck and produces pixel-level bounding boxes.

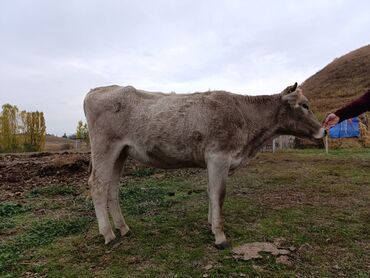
[240,94,282,156]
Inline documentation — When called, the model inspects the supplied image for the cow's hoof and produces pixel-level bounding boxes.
[115,228,132,238]
[106,236,122,247]
[103,231,116,245]
[122,229,132,237]
[215,241,231,250]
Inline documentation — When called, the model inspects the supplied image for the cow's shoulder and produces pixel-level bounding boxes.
[200,91,247,135]
[202,90,243,107]
[199,91,245,118]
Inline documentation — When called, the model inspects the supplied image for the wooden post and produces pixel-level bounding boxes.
[325,136,329,154]
[272,139,276,153]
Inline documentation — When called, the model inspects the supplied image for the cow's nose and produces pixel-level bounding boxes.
[313,127,326,139]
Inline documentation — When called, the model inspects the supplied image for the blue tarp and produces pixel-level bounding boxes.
[329,117,360,138]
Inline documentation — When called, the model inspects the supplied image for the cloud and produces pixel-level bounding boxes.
[0,0,369,135]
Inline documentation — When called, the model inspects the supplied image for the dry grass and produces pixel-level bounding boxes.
[302,44,370,116]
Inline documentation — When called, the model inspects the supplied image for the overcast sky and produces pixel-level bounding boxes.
[0,0,369,136]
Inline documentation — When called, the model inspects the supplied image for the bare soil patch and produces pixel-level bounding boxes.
[0,152,90,200]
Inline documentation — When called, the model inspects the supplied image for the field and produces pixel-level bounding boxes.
[44,135,89,152]
[1,149,369,277]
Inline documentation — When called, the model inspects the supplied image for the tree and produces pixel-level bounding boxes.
[22,111,46,152]
[76,120,89,145]
[0,104,46,153]
[0,104,19,152]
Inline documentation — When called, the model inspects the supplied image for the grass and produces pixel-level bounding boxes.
[0,217,92,275]
[1,149,369,277]
[0,203,30,234]
[28,184,78,197]
[129,168,156,177]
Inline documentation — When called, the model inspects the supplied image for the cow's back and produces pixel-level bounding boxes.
[85,85,247,168]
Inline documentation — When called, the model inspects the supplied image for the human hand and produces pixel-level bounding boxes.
[324,113,340,129]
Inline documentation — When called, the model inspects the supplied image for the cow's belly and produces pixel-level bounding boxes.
[127,144,206,169]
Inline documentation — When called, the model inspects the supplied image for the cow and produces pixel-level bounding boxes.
[83,83,325,249]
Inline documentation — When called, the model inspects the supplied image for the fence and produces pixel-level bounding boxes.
[261,135,295,152]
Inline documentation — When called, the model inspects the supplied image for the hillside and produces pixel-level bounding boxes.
[301,44,370,120]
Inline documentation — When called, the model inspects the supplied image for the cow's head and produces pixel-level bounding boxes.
[278,83,326,140]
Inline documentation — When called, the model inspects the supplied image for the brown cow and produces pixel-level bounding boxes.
[84,83,325,248]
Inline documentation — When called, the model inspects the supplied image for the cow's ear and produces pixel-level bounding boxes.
[280,82,298,96]
[282,88,302,107]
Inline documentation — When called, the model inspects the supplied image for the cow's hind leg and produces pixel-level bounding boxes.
[207,154,230,249]
[108,146,130,237]
[89,145,122,244]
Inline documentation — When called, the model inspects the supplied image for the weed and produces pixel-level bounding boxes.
[0,203,30,234]
[129,168,155,177]
[0,216,92,274]
[120,184,176,215]
[28,184,78,197]
[0,219,15,232]
[0,203,25,218]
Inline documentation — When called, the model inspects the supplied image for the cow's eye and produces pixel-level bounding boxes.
[301,103,309,110]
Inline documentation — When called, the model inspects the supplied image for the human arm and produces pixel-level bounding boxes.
[324,89,370,128]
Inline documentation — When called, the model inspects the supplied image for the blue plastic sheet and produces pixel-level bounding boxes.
[329,117,360,138]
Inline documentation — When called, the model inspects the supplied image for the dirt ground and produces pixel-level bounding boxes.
[0,152,201,201]
[0,152,91,201]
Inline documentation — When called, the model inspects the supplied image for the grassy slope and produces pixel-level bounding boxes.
[1,149,370,277]
[301,44,370,120]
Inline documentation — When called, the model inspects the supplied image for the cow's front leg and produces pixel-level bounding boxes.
[207,154,231,249]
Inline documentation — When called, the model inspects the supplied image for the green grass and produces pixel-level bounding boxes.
[28,184,78,197]
[120,178,192,215]
[0,203,26,218]
[1,149,369,277]
[0,217,92,275]
[129,168,156,177]
[283,147,370,158]
[0,202,30,233]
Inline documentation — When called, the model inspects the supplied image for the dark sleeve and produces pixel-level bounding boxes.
[335,89,370,122]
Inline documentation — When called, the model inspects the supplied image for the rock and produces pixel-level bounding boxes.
[252,265,264,271]
[298,243,312,252]
[273,237,286,247]
[276,255,293,267]
[288,246,296,252]
[333,264,340,270]
[232,242,290,261]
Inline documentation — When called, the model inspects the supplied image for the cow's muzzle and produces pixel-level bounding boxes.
[313,127,326,139]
